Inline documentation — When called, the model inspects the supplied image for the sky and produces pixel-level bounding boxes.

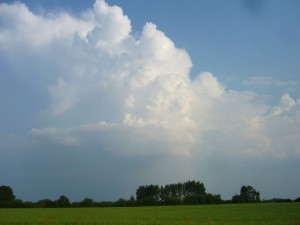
[0,0,299,202]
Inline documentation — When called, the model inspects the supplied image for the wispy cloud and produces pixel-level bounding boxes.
[244,76,298,87]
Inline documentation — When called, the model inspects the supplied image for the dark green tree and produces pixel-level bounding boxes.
[240,185,260,203]
[0,185,16,201]
[161,183,184,205]
[136,185,160,201]
[183,180,206,204]
[114,198,128,207]
[35,199,56,208]
[80,198,94,207]
[294,197,300,202]
[136,184,160,205]
[56,195,70,207]
[205,193,222,204]
[232,185,260,203]
[232,194,241,203]
[127,195,136,207]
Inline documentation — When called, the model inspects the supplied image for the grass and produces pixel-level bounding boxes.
[0,203,300,225]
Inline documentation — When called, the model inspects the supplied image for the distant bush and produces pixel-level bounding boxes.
[294,197,300,202]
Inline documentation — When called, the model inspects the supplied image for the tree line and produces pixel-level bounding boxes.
[135,180,221,205]
[1,182,299,208]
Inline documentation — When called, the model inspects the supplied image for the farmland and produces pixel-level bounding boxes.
[1,203,300,225]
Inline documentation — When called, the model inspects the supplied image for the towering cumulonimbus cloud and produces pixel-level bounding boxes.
[1,0,299,156]
[0,0,299,200]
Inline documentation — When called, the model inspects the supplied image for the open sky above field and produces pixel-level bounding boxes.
[0,0,299,201]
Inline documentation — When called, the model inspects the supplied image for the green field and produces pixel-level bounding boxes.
[1,203,300,225]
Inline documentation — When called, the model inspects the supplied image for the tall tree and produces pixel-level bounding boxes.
[56,195,70,207]
[136,184,161,205]
[161,183,183,205]
[232,185,260,203]
[183,180,206,204]
[136,185,160,201]
[240,185,260,202]
[0,185,15,201]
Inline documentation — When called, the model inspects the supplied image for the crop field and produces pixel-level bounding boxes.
[0,203,300,225]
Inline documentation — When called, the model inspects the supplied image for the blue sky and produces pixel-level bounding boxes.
[0,0,299,201]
